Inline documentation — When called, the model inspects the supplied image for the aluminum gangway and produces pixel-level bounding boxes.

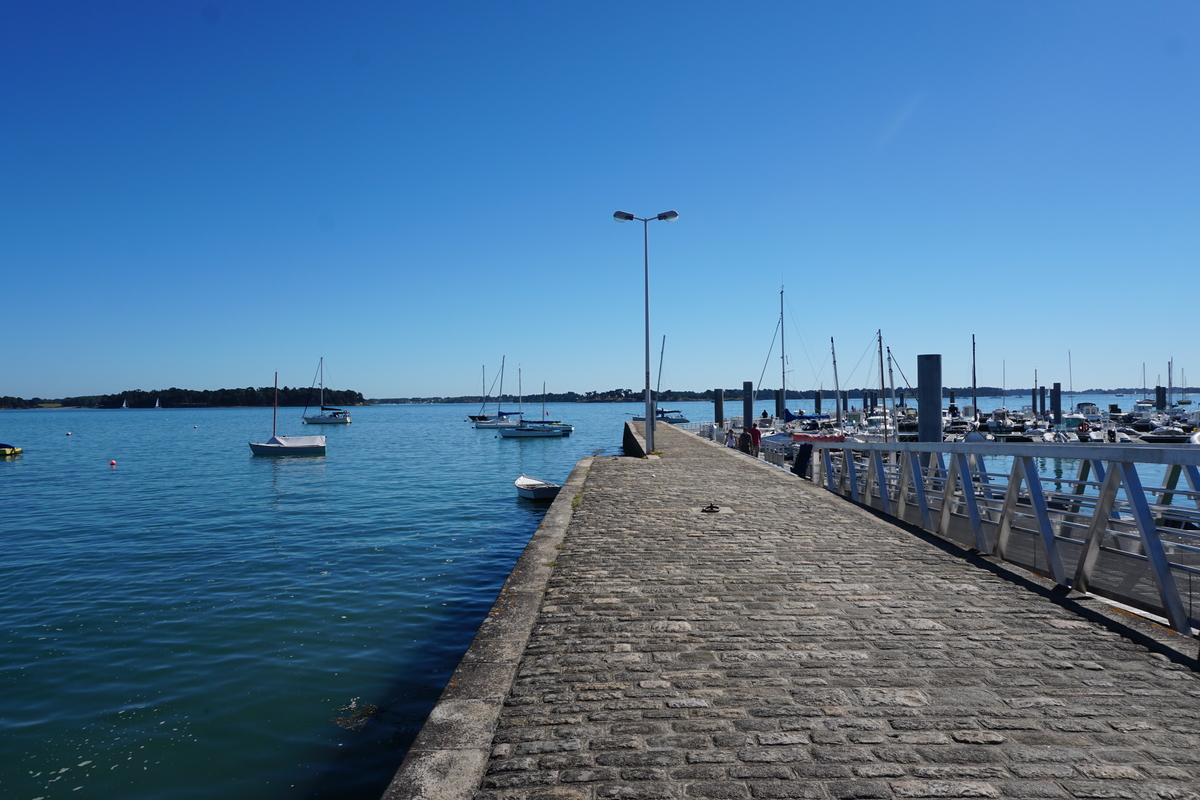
[804,440,1200,636]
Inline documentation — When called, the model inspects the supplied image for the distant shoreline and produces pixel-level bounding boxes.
[5,387,1186,413]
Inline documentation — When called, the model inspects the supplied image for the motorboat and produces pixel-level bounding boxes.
[0,443,22,457]
[632,408,689,423]
[303,358,352,424]
[1140,426,1192,444]
[251,372,327,456]
[514,474,561,500]
[985,408,1014,435]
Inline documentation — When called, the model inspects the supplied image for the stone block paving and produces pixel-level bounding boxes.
[474,424,1200,800]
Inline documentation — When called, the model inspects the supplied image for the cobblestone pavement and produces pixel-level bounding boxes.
[474,424,1200,800]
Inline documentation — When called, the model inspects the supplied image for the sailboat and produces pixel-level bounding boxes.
[121,399,128,409]
[472,356,520,428]
[631,337,689,423]
[154,398,161,409]
[500,382,571,438]
[250,372,327,455]
[302,357,351,424]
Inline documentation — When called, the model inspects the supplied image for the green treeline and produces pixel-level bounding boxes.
[0,387,365,410]
[371,385,1148,405]
[0,384,1165,411]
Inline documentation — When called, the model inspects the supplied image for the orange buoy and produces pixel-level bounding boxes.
[110,460,116,467]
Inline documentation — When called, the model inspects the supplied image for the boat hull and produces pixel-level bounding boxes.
[303,413,351,424]
[249,435,327,455]
[515,475,561,500]
[499,427,566,438]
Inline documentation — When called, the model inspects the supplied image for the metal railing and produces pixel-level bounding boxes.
[805,440,1200,635]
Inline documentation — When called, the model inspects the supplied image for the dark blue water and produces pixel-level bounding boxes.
[0,401,642,800]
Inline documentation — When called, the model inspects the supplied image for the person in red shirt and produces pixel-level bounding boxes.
[750,422,762,456]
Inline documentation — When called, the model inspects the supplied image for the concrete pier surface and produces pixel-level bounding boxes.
[386,423,1200,800]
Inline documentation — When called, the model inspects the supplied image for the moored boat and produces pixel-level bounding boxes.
[251,373,327,456]
[0,443,22,457]
[249,435,328,455]
[632,408,689,423]
[499,423,567,438]
[514,474,561,500]
[302,358,352,424]
[1140,426,1192,444]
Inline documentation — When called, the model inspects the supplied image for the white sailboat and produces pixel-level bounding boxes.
[251,372,327,455]
[302,357,351,424]
[500,382,571,438]
[473,356,520,428]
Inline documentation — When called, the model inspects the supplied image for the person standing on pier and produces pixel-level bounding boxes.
[750,423,762,456]
[738,428,752,453]
[725,428,737,448]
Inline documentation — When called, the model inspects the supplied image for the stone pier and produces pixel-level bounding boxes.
[385,422,1200,800]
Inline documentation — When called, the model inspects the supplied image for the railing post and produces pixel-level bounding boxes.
[1073,464,1124,594]
[908,450,933,531]
[1117,462,1191,633]
[844,448,859,503]
[1019,456,1067,586]
[937,452,962,539]
[872,450,891,515]
[957,452,987,551]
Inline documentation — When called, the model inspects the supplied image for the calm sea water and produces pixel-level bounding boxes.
[0,401,639,800]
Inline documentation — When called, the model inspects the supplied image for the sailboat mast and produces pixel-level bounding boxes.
[887,347,897,413]
[272,371,278,438]
[497,356,505,416]
[655,336,667,421]
[831,337,842,429]
[878,330,888,442]
[971,334,978,427]
[780,287,786,407]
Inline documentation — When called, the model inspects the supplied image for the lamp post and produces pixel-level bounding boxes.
[613,209,679,454]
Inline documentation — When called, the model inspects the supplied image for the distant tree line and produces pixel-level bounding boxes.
[2,383,1178,411]
[367,385,1175,405]
[0,387,365,410]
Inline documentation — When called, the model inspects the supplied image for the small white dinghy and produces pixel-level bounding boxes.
[250,372,327,456]
[514,474,561,500]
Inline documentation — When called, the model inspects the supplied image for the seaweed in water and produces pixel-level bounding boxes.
[330,697,381,731]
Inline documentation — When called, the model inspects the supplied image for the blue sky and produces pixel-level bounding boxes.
[4,2,1197,400]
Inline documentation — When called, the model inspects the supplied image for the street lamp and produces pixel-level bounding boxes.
[613,209,679,454]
